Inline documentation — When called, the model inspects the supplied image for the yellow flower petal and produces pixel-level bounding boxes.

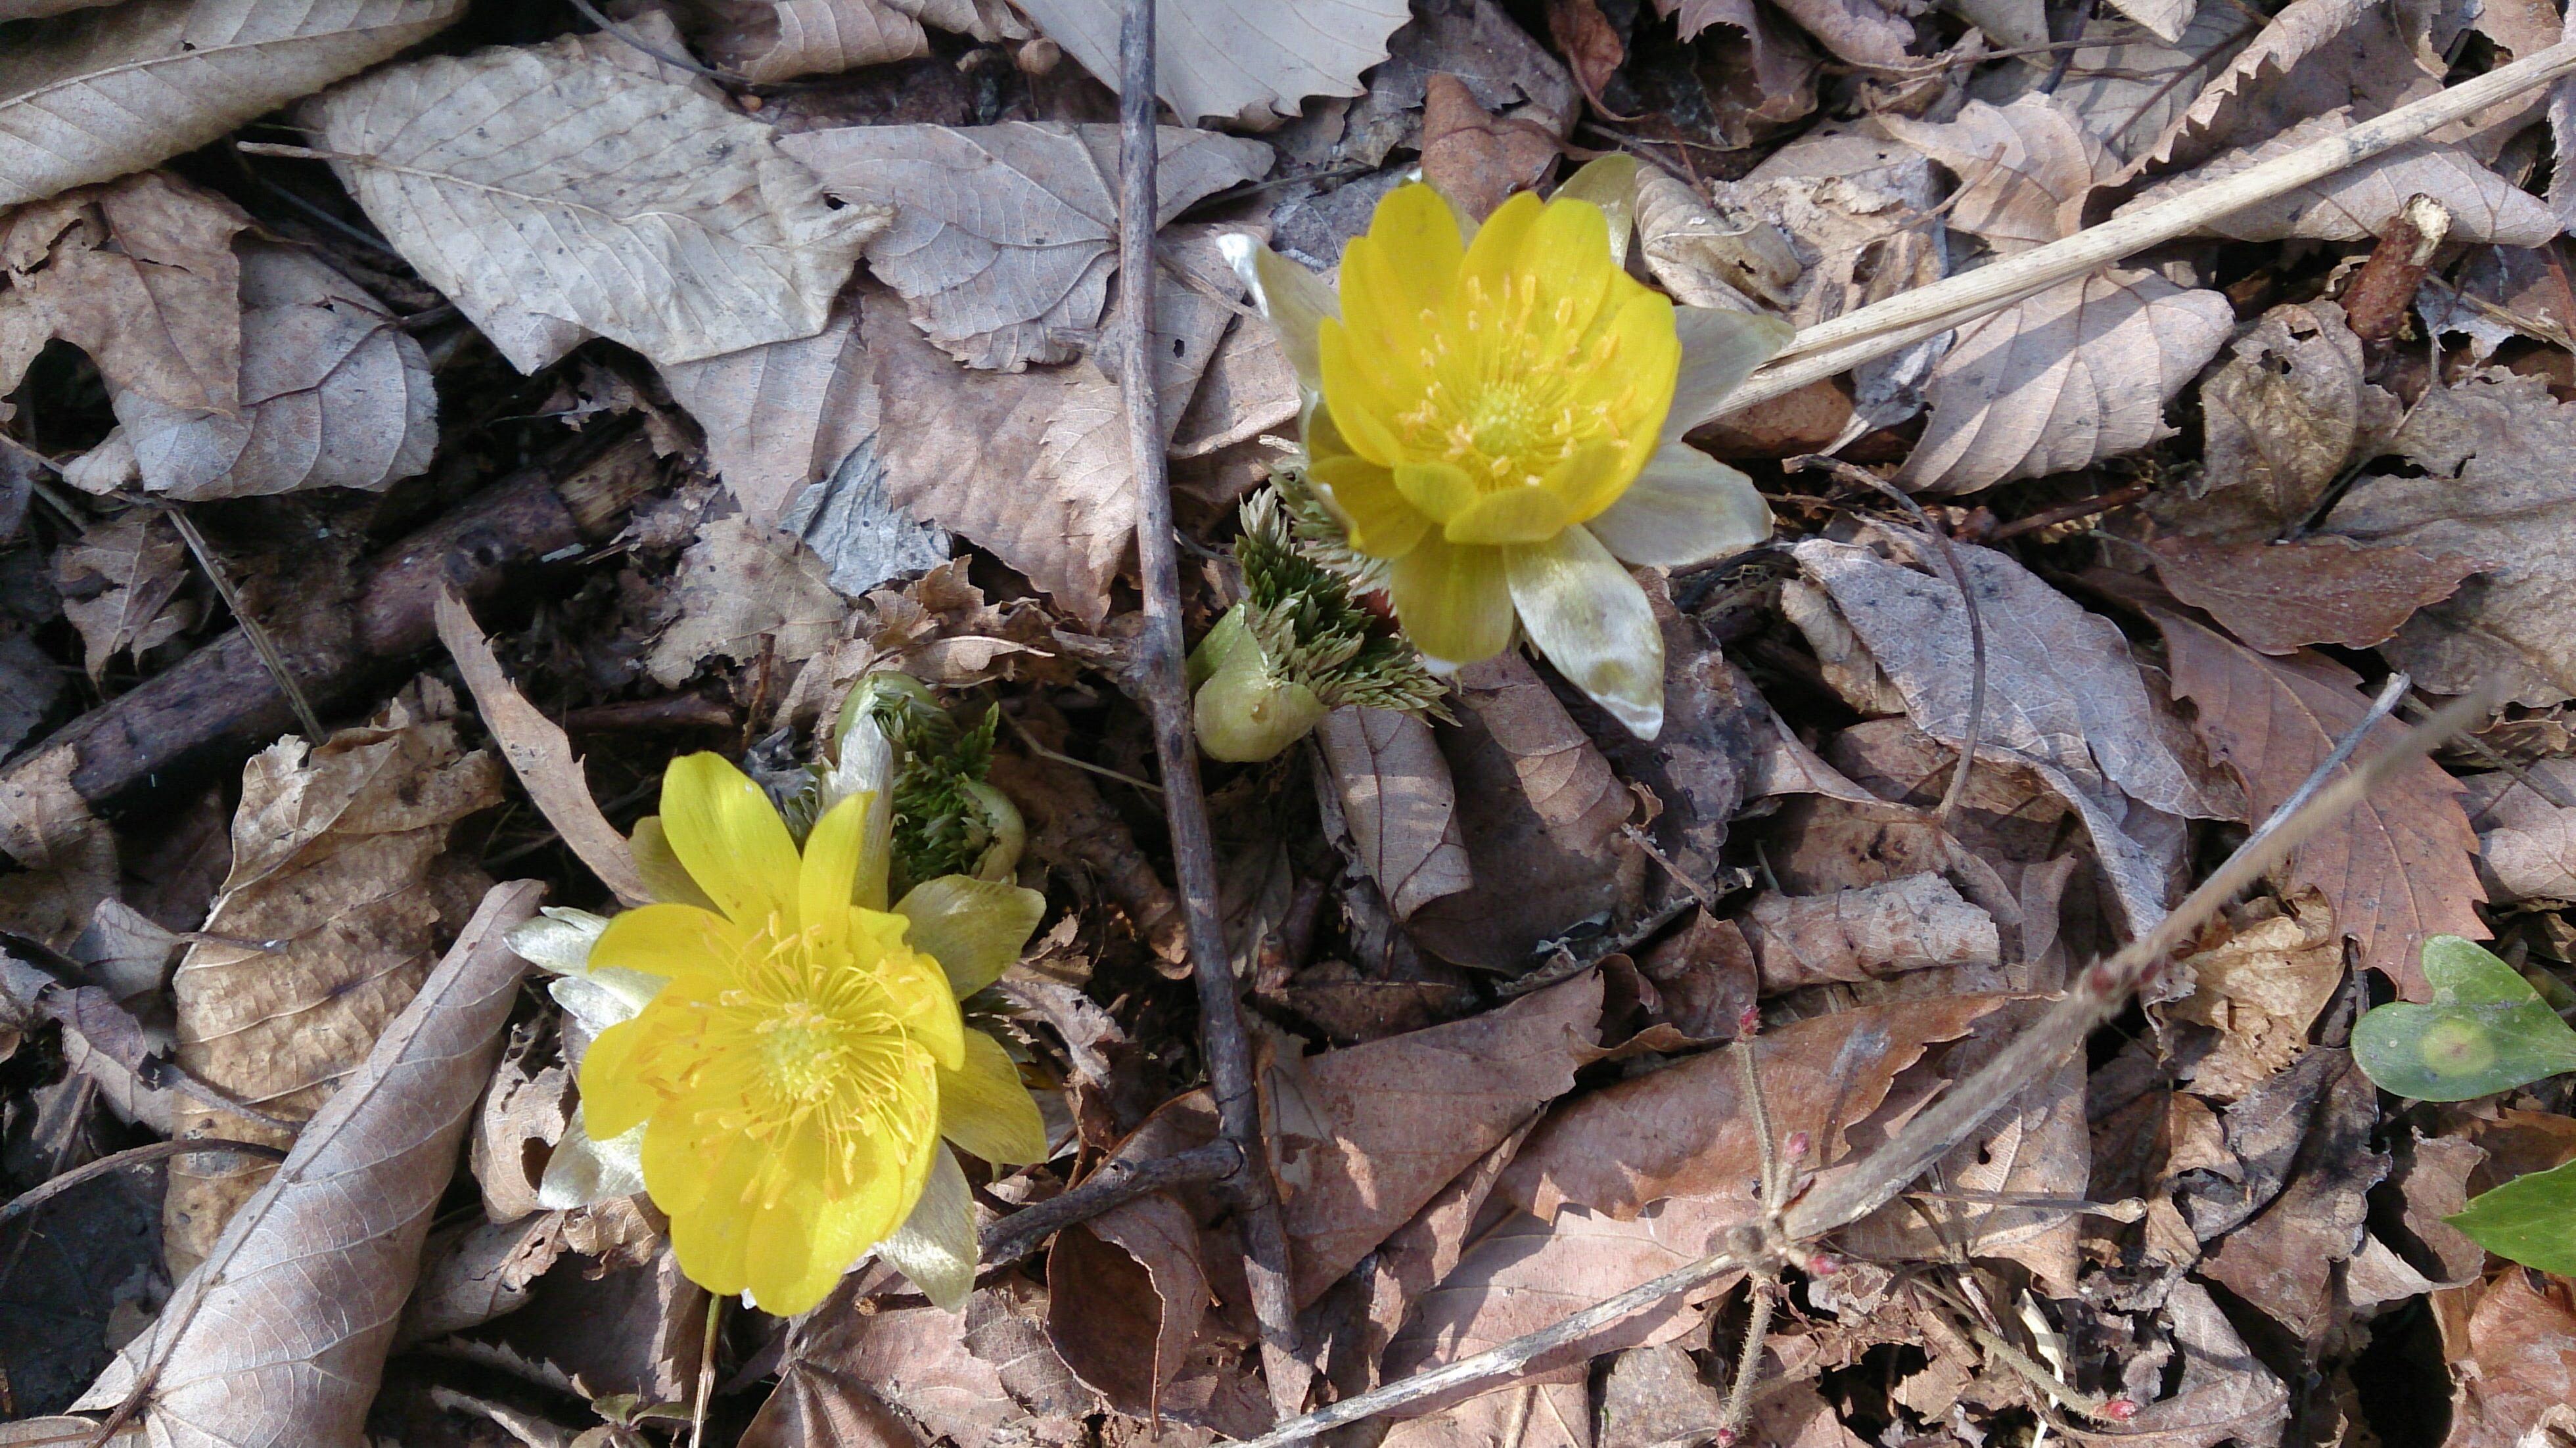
[896,874,1046,997]
[1586,445,1772,567]
[664,1132,767,1297]
[588,903,747,982]
[1394,460,1479,525]
[629,815,722,913]
[576,1014,661,1140]
[938,1029,1047,1165]
[1308,451,1431,558]
[1513,198,1618,342]
[1444,484,1573,545]
[866,918,967,1071]
[1318,319,1410,467]
[1454,190,1546,307]
[1360,181,1466,313]
[1389,533,1513,666]
[797,792,874,952]
[659,754,802,928]
[1504,526,1664,738]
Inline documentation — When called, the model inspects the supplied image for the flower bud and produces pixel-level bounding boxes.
[1195,646,1329,762]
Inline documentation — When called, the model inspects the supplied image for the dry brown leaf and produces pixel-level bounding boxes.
[2123,1277,2291,1448]
[0,0,465,207]
[54,512,196,681]
[1046,1192,1208,1417]
[1500,994,2006,1223]
[1953,0,2045,49]
[779,122,1270,372]
[1275,972,1603,1303]
[2441,1271,2576,1448]
[304,24,883,373]
[685,0,936,79]
[643,513,845,689]
[1544,0,1624,106]
[861,244,1235,620]
[1316,706,1473,923]
[2151,607,2485,999]
[2146,534,2477,654]
[2197,1049,2383,1343]
[1632,170,1800,312]
[655,293,873,526]
[1,175,435,500]
[1421,71,1557,222]
[2326,368,2576,705]
[0,748,116,949]
[467,1018,570,1223]
[403,1211,567,1342]
[1739,873,1999,989]
[2053,6,2257,160]
[0,943,179,1131]
[1009,0,1412,126]
[1896,268,2232,493]
[2458,759,2576,904]
[2165,898,2343,1100]
[1791,534,2229,930]
[2124,113,2557,242]
[75,882,542,1446]
[779,436,956,599]
[437,590,651,908]
[163,679,505,1278]
[1881,97,2120,254]
[1598,1344,1728,1448]
[1665,0,1910,68]
[1406,653,1641,970]
[2162,301,2397,543]
[747,1289,1014,1448]
[2136,0,2442,174]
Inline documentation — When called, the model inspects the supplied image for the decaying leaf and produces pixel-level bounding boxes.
[163,679,505,1278]
[2137,0,2444,173]
[779,435,956,599]
[780,122,1270,371]
[2146,534,2477,655]
[2326,368,2576,706]
[1739,874,1999,989]
[1316,706,1473,922]
[303,22,884,372]
[644,513,845,688]
[2458,759,2576,904]
[1665,0,1910,69]
[1881,96,2119,254]
[1791,533,2230,930]
[54,512,196,681]
[656,294,873,525]
[1421,71,1559,221]
[75,883,542,1446]
[2052,5,2257,160]
[2123,113,2558,243]
[2165,898,2344,1100]
[1632,169,1800,312]
[2123,1277,2291,1448]
[1404,654,1642,970]
[1009,0,1412,126]
[0,0,466,207]
[2443,1271,2576,1448]
[1896,268,2232,493]
[2198,1050,2384,1344]
[2164,301,2397,543]
[2151,607,2485,999]
[1047,1192,1208,1416]
[683,0,948,79]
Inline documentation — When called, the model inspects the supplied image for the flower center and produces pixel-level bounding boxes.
[1383,275,1642,495]
[757,999,848,1103]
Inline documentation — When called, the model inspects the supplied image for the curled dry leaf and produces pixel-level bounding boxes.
[2326,368,2576,706]
[1739,873,2000,989]
[684,0,942,79]
[2150,606,2485,999]
[54,512,196,682]
[1664,0,1910,68]
[1421,71,1558,222]
[1316,706,1474,922]
[1896,267,2232,493]
[403,1211,568,1342]
[1791,534,2231,930]
[436,590,651,908]
[1881,97,2121,254]
[1404,654,1640,970]
[2136,0,2442,173]
[0,749,116,948]
[1009,0,1412,126]
[643,514,844,688]
[2123,1277,2291,1448]
[2053,6,2258,160]
[2163,300,2397,543]
[74,882,543,1447]
[0,0,466,207]
[2123,113,2558,242]
[2443,1270,2576,1448]
[656,294,873,526]
[779,122,1271,372]
[163,679,506,1279]
[2457,759,2576,904]
[1632,170,1801,312]
[1047,1192,1209,1416]
[2165,897,2343,1100]
[2196,1050,2383,1344]
[302,24,883,373]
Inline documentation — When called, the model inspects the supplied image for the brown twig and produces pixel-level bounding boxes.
[979,1141,1243,1270]
[161,504,326,742]
[1111,0,1308,1416]
[0,1139,287,1229]
[1982,480,2153,543]
[1235,684,2493,1447]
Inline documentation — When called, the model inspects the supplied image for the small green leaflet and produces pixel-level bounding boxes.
[2351,936,2576,1101]
[2450,1158,2576,1276]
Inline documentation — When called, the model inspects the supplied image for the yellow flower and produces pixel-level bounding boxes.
[574,752,1047,1316]
[1222,161,1793,737]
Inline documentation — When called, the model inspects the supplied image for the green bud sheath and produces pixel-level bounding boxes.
[1187,602,1253,690]
[1194,648,1328,763]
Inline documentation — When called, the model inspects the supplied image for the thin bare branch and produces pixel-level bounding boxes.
[979,1141,1243,1269]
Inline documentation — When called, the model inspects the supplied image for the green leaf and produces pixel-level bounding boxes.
[2449,1158,2576,1275]
[2351,936,2576,1100]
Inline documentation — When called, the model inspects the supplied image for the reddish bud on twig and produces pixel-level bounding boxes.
[1783,1131,1811,1163]
[2100,1399,2140,1422]
[1803,1251,1841,1277]
[1737,1003,1762,1037]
